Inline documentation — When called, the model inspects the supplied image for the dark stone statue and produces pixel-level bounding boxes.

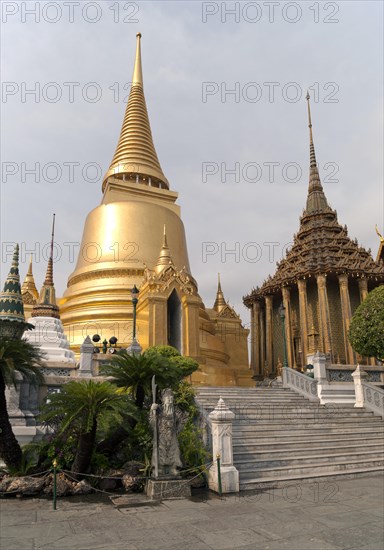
[149,388,185,478]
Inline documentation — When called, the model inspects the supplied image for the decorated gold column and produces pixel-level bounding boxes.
[297,279,309,363]
[259,304,266,374]
[338,274,355,364]
[265,295,274,373]
[281,287,293,368]
[251,301,261,376]
[182,294,200,358]
[316,274,332,355]
[358,278,368,302]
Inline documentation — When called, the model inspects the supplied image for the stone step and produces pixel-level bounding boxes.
[233,413,382,427]
[198,399,310,410]
[233,439,384,454]
[197,403,370,414]
[234,449,384,469]
[196,393,304,403]
[233,430,384,444]
[238,466,384,490]
[238,457,384,479]
[233,422,384,439]
[196,386,384,490]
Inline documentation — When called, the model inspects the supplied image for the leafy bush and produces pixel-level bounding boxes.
[349,285,384,361]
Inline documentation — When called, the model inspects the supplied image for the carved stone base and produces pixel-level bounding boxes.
[208,465,239,494]
[146,479,191,500]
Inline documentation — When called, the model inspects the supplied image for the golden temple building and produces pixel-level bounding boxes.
[57,34,252,387]
[243,94,384,378]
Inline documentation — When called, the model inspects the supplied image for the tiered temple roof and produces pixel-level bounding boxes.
[244,95,384,305]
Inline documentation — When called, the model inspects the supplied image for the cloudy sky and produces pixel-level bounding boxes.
[1,0,383,330]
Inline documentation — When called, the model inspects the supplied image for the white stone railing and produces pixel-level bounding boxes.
[326,365,384,384]
[352,365,384,418]
[283,367,319,402]
[361,382,384,418]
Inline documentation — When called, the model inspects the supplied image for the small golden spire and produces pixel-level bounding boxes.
[162,223,168,248]
[21,256,39,302]
[154,225,173,274]
[103,33,169,191]
[214,273,227,312]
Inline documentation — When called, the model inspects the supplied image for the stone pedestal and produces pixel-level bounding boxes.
[24,317,75,363]
[352,364,368,408]
[146,478,191,500]
[208,398,239,494]
[79,336,94,377]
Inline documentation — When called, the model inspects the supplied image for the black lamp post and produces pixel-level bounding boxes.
[128,285,142,355]
[131,285,139,339]
[279,302,288,369]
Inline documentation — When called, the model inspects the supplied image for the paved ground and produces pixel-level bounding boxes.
[0,475,383,549]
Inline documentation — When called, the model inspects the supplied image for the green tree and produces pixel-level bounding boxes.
[97,348,198,455]
[146,345,199,380]
[0,338,44,471]
[101,347,198,409]
[39,380,136,475]
[348,285,384,361]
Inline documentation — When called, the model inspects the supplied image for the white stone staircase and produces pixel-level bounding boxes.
[195,386,384,490]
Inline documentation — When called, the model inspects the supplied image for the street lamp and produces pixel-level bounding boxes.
[127,285,142,355]
[131,285,139,339]
[279,302,288,369]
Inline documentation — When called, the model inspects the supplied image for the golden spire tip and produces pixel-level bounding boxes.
[132,32,143,86]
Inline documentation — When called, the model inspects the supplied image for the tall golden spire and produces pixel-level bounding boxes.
[32,214,60,319]
[213,273,227,312]
[102,33,169,191]
[21,256,39,303]
[305,92,329,213]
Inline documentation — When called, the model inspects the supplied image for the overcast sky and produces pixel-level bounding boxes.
[1,0,383,331]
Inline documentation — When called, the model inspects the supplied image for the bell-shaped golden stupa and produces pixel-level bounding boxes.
[59,34,252,386]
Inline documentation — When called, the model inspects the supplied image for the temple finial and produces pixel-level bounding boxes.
[163,224,168,247]
[306,91,313,146]
[306,92,316,167]
[214,273,226,312]
[305,93,329,213]
[32,215,60,318]
[27,255,33,275]
[102,33,169,191]
[21,255,39,303]
[132,32,143,86]
[375,224,384,243]
[44,213,55,286]
[155,225,173,274]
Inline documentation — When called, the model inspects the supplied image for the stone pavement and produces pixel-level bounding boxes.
[0,475,383,549]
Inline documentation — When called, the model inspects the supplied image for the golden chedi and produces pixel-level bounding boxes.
[59,34,252,387]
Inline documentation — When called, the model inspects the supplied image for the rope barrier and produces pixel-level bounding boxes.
[0,461,214,498]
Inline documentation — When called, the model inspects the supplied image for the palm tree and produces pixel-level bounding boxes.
[97,350,184,455]
[0,338,45,471]
[39,379,137,475]
[101,350,181,409]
